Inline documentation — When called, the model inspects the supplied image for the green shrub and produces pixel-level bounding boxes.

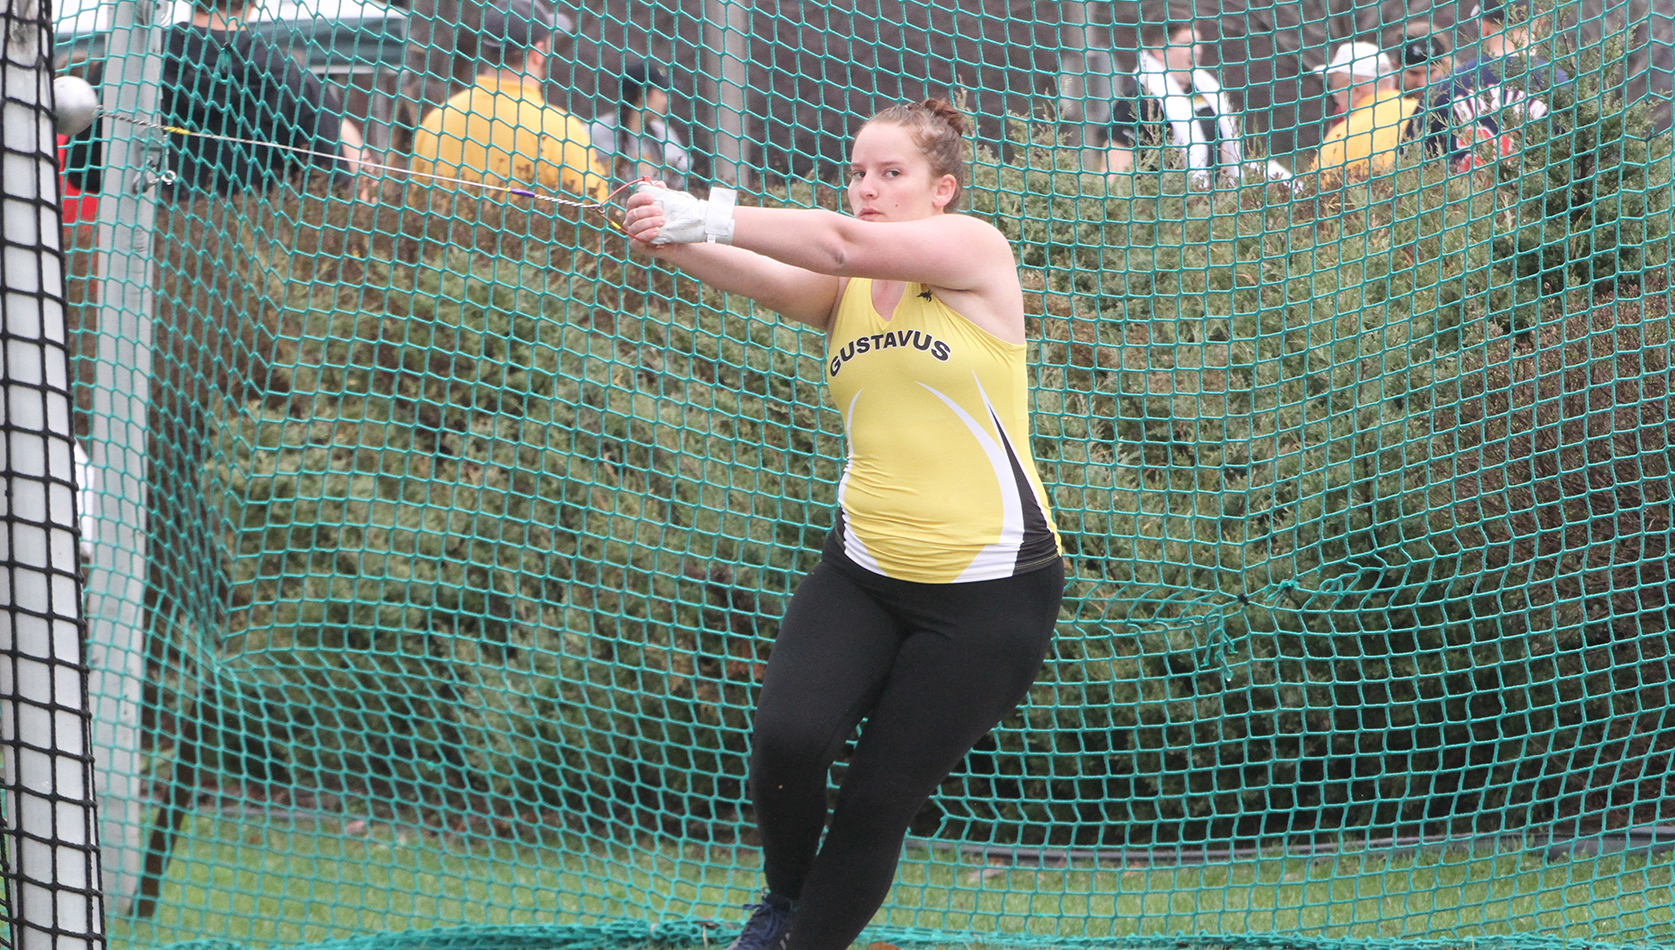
[946,70,1675,848]
[117,187,841,832]
[98,49,1675,848]
[1494,38,1675,294]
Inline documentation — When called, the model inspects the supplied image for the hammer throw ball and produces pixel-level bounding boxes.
[52,75,100,138]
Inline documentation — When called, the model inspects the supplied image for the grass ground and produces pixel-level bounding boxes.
[109,814,1675,950]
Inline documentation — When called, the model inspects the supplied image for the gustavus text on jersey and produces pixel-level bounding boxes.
[829,330,952,377]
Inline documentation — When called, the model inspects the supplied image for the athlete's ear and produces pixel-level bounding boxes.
[931,173,958,210]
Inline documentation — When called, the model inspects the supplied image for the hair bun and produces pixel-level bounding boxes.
[919,98,969,138]
[862,97,970,209]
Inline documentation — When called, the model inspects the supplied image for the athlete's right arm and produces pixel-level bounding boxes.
[623,197,840,331]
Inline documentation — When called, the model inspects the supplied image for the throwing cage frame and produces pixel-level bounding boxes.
[0,0,110,947]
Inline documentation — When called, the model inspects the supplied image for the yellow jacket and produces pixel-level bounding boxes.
[1307,88,1419,181]
[411,74,607,201]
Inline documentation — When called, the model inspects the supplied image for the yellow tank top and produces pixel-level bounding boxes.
[824,278,1061,584]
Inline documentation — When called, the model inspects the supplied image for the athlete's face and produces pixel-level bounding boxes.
[847,122,957,222]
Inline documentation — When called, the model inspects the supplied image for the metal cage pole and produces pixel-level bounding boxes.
[0,0,108,947]
[1057,0,1114,172]
[83,0,164,916]
[703,0,752,189]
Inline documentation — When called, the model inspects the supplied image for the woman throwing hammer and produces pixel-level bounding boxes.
[622,99,1064,950]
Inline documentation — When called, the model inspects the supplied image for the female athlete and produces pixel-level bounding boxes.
[622,98,1064,950]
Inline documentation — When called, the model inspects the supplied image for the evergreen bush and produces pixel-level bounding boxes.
[71,47,1674,846]
[954,68,1675,847]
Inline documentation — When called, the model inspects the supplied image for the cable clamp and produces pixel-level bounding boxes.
[131,154,176,194]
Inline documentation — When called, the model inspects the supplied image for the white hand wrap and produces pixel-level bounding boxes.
[640,183,737,245]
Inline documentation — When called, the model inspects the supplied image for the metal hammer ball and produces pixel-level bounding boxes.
[52,75,99,137]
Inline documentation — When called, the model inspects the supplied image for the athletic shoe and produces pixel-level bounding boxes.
[725,893,796,950]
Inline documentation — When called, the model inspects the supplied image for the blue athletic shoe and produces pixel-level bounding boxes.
[725,893,796,950]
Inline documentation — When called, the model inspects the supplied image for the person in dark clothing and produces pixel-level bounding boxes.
[61,0,368,201]
[589,59,692,190]
[1103,21,1290,184]
[135,0,368,720]
[1105,22,1244,183]
[1396,31,1453,94]
[160,0,365,197]
[1415,0,1569,170]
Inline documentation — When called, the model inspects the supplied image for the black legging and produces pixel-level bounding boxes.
[750,552,1064,950]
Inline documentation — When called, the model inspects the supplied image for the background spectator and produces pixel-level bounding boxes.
[1468,0,1549,61]
[1103,21,1256,185]
[1313,39,1390,115]
[161,0,366,197]
[1205,0,1455,167]
[588,60,692,191]
[1397,30,1453,93]
[409,0,605,202]
[1304,41,1418,182]
[394,0,576,154]
[1417,0,1569,171]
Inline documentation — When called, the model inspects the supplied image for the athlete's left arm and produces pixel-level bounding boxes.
[729,207,1016,291]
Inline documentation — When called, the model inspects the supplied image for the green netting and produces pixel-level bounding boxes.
[45,0,1675,947]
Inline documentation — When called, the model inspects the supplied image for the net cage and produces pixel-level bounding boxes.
[8,0,1675,944]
